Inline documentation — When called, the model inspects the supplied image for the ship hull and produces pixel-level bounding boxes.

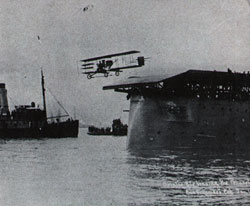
[0,120,79,139]
[127,95,250,150]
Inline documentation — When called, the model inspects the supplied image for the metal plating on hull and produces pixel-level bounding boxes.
[128,95,249,149]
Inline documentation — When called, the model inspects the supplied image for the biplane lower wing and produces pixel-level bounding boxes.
[81,66,94,70]
[81,63,94,66]
[109,65,141,71]
[82,71,96,74]
[83,71,107,74]
[83,70,109,79]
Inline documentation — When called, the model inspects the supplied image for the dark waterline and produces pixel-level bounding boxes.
[0,129,249,206]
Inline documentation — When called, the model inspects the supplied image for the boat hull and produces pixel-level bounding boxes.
[87,132,113,136]
[127,95,250,150]
[0,120,79,139]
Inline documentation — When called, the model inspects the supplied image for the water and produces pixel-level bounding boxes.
[0,129,249,206]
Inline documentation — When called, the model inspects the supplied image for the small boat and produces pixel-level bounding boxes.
[0,70,79,139]
[87,126,112,136]
[87,119,127,136]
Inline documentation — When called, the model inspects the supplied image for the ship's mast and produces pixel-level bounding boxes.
[41,69,47,119]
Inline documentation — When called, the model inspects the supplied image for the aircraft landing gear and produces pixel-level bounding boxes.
[115,71,120,76]
[87,74,92,79]
[104,72,109,77]
[87,74,94,79]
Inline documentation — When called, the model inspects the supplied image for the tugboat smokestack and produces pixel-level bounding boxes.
[0,83,9,115]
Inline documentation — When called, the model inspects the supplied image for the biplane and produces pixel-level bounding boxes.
[80,50,145,79]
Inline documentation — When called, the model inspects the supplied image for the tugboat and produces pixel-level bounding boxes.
[0,70,79,139]
[87,119,127,136]
[112,119,128,136]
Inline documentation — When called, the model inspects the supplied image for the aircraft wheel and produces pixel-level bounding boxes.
[87,74,92,79]
[115,71,120,76]
[104,73,109,77]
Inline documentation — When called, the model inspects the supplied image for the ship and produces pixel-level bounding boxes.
[104,69,250,150]
[0,71,79,139]
[87,119,128,136]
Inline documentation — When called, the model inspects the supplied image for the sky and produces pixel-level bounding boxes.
[0,0,250,126]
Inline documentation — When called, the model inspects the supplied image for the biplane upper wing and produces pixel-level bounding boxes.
[81,50,140,62]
